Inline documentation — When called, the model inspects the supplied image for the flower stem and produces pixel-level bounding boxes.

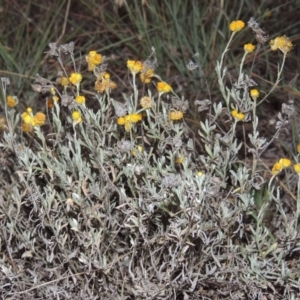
[257,53,287,107]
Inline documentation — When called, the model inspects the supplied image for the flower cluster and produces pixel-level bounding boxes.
[69,72,82,86]
[6,95,18,108]
[127,59,155,84]
[157,81,172,93]
[169,110,183,121]
[117,113,142,131]
[75,95,86,105]
[21,107,46,132]
[127,60,144,74]
[244,43,255,53]
[229,20,245,32]
[270,36,293,54]
[271,158,291,176]
[231,109,245,121]
[72,110,82,124]
[250,89,260,100]
[95,72,117,93]
[86,50,102,71]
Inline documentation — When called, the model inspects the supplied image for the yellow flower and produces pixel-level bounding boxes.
[175,154,184,164]
[140,69,154,83]
[244,43,255,53]
[6,95,17,107]
[229,20,245,32]
[157,82,172,93]
[297,143,300,154]
[60,77,69,87]
[76,95,86,105]
[270,36,293,54]
[197,171,204,177]
[117,113,142,131]
[32,112,46,126]
[127,60,144,74]
[278,158,291,168]
[231,109,245,121]
[86,50,102,71]
[169,110,183,121]
[22,108,45,127]
[22,107,34,124]
[140,96,152,109]
[72,111,82,124]
[69,73,82,86]
[95,77,117,93]
[117,116,126,125]
[271,158,292,175]
[271,162,283,176]
[294,164,300,174]
[103,73,110,79]
[250,89,260,100]
[125,113,142,123]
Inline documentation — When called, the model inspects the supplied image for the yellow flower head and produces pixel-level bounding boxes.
[6,95,18,108]
[140,96,152,109]
[127,60,144,74]
[95,78,117,93]
[72,111,82,124]
[125,113,142,123]
[69,73,82,86]
[175,155,184,164]
[22,108,34,124]
[271,162,282,176]
[244,43,255,53]
[278,158,291,168]
[76,95,86,105]
[229,20,245,32]
[117,116,126,125]
[60,77,69,87]
[197,171,204,177]
[22,108,45,127]
[103,72,110,79]
[169,110,183,121]
[86,50,102,71]
[140,69,154,84]
[231,109,245,121]
[271,158,292,176]
[297,143,300,154]
[294,164,300,174]
[117,113,142,131]
[157,81,172,93]
[250,89,260,100]
[32,112,46,126]
[270,36,293,54]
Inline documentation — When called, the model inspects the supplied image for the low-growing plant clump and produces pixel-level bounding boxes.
[0,18,299,299]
